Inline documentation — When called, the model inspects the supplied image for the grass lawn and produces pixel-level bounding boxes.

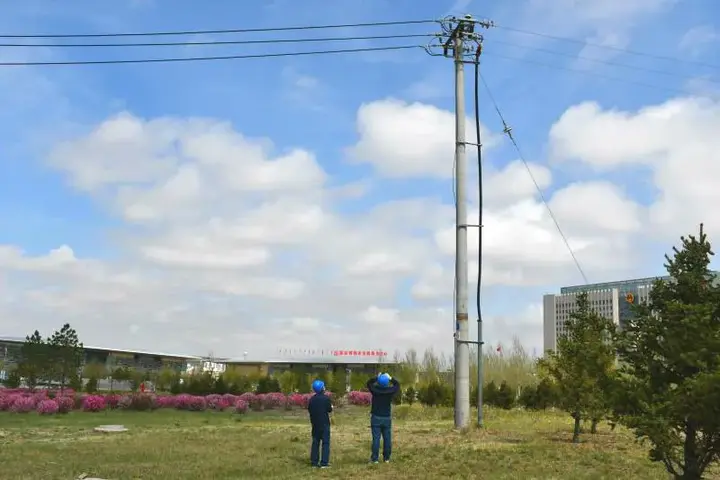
[0,405,682,479]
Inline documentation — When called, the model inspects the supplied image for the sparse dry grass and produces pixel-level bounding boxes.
[0,406,678,479]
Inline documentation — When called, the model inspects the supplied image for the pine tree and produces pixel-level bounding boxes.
[17,330,50,391]
[538,291,617,443]
[47,324,84,394]
[616,224,720,479]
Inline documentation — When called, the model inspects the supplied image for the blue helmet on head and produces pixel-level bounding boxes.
[377,373,391,387]
[312,379,325,393]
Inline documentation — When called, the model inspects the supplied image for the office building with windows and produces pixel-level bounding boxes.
[542,275,663,354]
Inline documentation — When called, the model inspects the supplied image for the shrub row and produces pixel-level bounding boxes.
[383,379,561,410]
[0,389,378,415]
[1,379,559,415]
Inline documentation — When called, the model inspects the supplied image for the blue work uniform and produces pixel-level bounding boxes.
[367,377,400,462]
[307,392,333,467]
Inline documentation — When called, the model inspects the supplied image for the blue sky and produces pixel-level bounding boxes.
[0,0,718,357]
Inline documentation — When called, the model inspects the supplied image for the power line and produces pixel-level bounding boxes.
[0,19,437,39]
[0,33,436,48]
[478,72,590,285]
[6,31,710,87]
[483,51,702,96]
[1,41,700,97]
[495,24,720,71]
[0,44,421,67]
[489,38,720,85]
[1,41,708,96]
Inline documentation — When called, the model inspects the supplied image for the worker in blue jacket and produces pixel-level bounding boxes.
[366,372,400,463]
[307,379,333,468]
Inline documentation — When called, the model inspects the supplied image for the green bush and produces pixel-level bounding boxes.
[518,385,537,409]
[329,373,348,396]
[255,375,281,394]
[403,386,417,405]
[185,372,215,395]
[349,373,368,392]
[483,380,499,406]
[169,377,182,395]
[85,377,98,394]
[3,369,21,388]
[68,374,83,392]
[494,381,515,409]
[517,378,560,410]
[418,381,453,407]
[213,375,228,395]
[481,380,515,409]
[534,378,560,409]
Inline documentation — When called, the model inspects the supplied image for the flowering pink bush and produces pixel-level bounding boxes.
[0,394,13,411]
[262,392,287,410]
[56,396,74,414]
[240,393,263,411]
[155,395,178,409]
[206,394,232,411]
[233,399,249,414]
[10,395,36,413]
[0,389,376,414]
[288,393,311,408]
[37,399,60,415]
[124,393,157,411]
[117,395,132,410]
[175,394,207,411]
[32,391,48,404]
[348,391,372,406]
[82,395,106,412]
[104,394,121,409]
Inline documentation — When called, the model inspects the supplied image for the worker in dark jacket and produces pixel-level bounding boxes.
[366,373,400,463]
[307,379,333,468]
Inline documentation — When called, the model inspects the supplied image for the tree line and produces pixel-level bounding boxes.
[539,224,720,480]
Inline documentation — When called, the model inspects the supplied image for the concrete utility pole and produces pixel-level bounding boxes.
[427,14,492,429]
[451,22,471,430]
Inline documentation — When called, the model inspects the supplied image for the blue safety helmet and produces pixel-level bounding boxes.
[377,373,391,387]
[311,379,325,393]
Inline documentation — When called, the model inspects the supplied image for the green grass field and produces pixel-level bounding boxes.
[0,406,679,479]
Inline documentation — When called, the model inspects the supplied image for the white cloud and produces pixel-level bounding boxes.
[361,306,400,325]
[346,98,500,178]
[2,95,677,358]
[287,317,321,331]
[548,95,720,238]
[548,181,643,234]
[466,302,545,355]
[483,160,552,207]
